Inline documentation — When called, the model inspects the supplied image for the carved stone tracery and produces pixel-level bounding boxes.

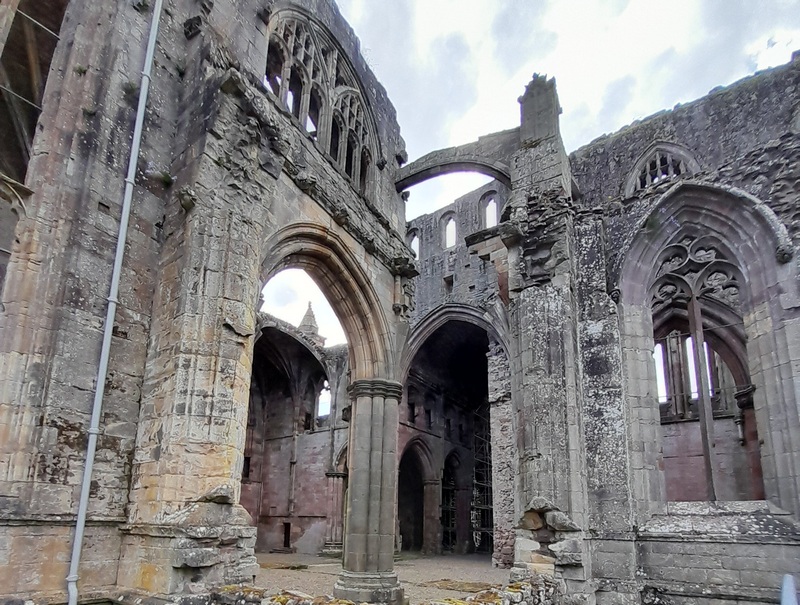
[651,235,741,314]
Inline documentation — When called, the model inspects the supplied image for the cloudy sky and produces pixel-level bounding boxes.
[262,0,800,344]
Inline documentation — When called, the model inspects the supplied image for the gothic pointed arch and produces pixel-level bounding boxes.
[260,222,394,381]
[617,181,797,511]
[624,141,702,197]
[401,303,510,378]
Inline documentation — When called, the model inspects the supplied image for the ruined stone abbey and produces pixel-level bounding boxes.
[1,1,800,604]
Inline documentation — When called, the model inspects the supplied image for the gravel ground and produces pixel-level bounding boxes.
[255,552,511,604]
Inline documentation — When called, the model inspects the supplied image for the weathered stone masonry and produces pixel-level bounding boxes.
[0,1,799,604]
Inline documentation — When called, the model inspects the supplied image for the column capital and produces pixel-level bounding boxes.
[348,379,403,400]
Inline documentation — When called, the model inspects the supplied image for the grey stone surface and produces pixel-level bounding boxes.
[1,2,799,605]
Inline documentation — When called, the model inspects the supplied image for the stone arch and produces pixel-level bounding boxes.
[623,141,702,197]
[400,436,437,482]
[401,303,510,378]
[395,155,512,191]
[617,181,798,514]
[254,319,327,369]
[620,181,792,307]
[260,222,393,381]
[480,189,499,228]
[398,436,438,553]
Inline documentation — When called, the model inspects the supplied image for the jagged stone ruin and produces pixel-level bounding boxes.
[1,1,800,605]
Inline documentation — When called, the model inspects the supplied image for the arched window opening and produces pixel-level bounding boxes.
[359,147,371,194]
[264,41,284,95]
[626,143,698,196]
[287,68,303,119]
[344,134,357,178]
[650,234,763,502]
[317,379,331,418]
[444,216,456,248]
[406,386,418,424]
[408,233,420,258]
[484,197,497,228]
[329,118,341,162]
[0,0,69,183]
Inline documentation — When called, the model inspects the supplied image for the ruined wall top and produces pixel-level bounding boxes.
[569,54,800,208]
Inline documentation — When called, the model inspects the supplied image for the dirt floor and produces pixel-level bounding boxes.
[255,552,511,604]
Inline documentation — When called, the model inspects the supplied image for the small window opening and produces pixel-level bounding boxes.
[287,69,303,118]
[445,418,452,438]
[653,342,667,404]
[407,399,415,423]
[283,522,291,548]
[425,409,433,430]
[329,119,341,161]
[264,42,284,95]
[303,412,312,431]
[317,380,331,418]
[684,337,713,400]
[410,234,419,258]
[242,456,251,480]
[484,198,497,228]
[306,88,321,138]
[443,274,453,294]
[444,217,456,248]
[345,135,357,177]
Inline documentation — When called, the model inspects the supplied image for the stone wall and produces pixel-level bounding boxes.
[407,180,510,324]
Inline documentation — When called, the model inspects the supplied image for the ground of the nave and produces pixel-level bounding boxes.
[255,553,510,603]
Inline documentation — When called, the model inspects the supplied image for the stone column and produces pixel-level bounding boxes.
[323,471,346,554]
[487,340,515,568]
[455,485,472,554]
[422,479,441,555]
[687,295,720,500]
[334,379,404,605]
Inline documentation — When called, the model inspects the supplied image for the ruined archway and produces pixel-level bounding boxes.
[402,315,514,564]
[617,181,797,514]
[261,223,393,382]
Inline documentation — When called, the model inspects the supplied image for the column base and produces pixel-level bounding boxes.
[334,570,404,605]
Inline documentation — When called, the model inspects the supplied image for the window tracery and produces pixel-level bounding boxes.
[625,143,699,197]
[264,12,377,196]
[648,233,761,501]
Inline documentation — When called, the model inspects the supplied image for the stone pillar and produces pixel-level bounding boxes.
[487,340,515,568]
[422,479,441,555]
[575,211,638,603]
[334,379,404,605]
[323,471,346,554]
[455,485,472,554]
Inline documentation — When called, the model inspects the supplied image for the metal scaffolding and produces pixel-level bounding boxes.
[471,401,493,553]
